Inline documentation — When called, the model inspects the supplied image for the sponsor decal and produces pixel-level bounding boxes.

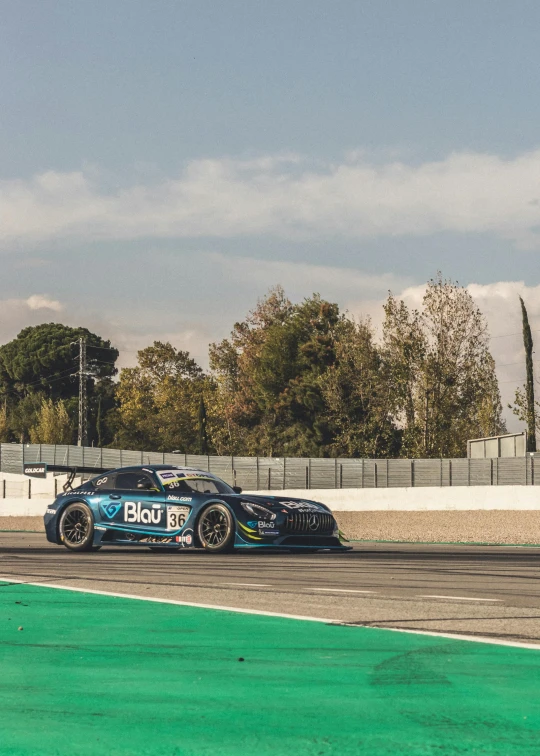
[94,525,106,531]
[101,502,122,519]
[24,463,47,478]
[65,490,94,496]
[175,529,194,547]
[167,505,191,530]
[45,508,56,515]
[160,472,175,479]
[262,530,279,536]
[167,495,192,502]
[124,501,163,525]
[279,501,324,511]
[248,520,275,529]
[95,476,109,487]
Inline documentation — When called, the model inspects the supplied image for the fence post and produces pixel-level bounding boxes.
[386,458,389,487]
[55,478,58,497]
[28,478,31,499]
[449,459,452,487]
[361,459,364,488]
[283,457,286,490]
[305,466,309,489]
[440,458,443,487]
[374,462,378,488]
[268,468,271,490]
[468,458,471,486]
[334,458,338,488]
[256,457,260,490]
[2,479,5,498]
[532,456,535,487]
[339,464,343,489]
[411,459,415,487]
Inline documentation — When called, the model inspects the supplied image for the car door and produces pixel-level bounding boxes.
[99,471,166,531]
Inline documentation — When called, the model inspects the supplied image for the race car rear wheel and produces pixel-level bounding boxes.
[59,502,94,552]
[198,504,235,553]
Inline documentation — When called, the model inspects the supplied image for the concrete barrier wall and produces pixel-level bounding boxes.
[246,487,540,511]
[3,487,540,543]
[0,498,51,517]
[1,486,539,518]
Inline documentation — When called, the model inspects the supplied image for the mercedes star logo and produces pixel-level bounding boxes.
[308,514,319,531]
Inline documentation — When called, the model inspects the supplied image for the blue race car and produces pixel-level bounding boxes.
[44,465,349,553]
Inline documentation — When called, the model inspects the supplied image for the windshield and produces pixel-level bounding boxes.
[156,470,234,494]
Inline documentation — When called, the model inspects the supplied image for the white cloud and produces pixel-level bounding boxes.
[4,149,540,246]
[25,295,63,312]
[0,294,64,344]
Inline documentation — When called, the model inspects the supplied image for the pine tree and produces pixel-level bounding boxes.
[519,296,536,452]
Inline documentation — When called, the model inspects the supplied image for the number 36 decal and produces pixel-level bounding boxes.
[167,505,191,530]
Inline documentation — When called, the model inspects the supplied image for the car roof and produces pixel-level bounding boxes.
[106,465,215,476]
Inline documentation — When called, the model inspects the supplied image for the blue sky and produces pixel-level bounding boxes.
[1,1,540,425]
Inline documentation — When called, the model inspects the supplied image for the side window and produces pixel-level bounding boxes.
[94,474,115,490]
[115,472,157,491]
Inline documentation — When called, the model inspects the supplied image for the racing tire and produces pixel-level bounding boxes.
[197,503,235,553]
[59,502,94,552]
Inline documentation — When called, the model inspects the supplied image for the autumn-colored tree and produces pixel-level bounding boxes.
[210,288,343,456]
[383,276,505,457]
[322,318,400,457]
[30,398,72,444]
[113,342,206,452]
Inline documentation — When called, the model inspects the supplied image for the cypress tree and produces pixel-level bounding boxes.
[198,395,208,455]
[520,296,536,452]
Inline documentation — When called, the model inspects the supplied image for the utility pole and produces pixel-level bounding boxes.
[77,337,87,447]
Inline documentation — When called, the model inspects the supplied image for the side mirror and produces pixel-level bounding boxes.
[232,486,242,494]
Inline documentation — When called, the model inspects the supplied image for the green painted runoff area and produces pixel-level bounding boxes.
[1,582,539,755]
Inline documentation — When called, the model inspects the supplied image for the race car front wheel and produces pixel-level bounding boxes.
[59,502,94,552]
[198,504,235,553]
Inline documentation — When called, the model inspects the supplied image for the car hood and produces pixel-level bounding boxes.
[225,493,332,514]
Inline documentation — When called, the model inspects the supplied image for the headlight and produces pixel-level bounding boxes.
[240,501,276,521]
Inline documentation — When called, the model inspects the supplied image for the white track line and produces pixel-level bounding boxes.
[361,625,540,651]
[0,576,537,650]
[223,583,272,588]
[0,576,334,623]
[420,595,502,602]
[311,588,375,594]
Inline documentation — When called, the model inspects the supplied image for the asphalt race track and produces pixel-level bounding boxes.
[2,532,540,644]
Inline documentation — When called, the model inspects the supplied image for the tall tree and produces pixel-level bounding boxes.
[113,342,206,452]
[30,398,72,444]
[0,323,117,401]
[519,296,536,452]
[210,289,343,457]
[383,276,505,457]
[322,318,400,457]
[0,323,118,444]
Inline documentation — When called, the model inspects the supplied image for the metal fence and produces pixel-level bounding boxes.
[468,431,527,459]
[1,443,539,488]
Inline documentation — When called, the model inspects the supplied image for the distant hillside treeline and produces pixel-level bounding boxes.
[0,276,506,459]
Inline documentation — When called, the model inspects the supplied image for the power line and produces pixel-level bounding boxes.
[490,328,540,340]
